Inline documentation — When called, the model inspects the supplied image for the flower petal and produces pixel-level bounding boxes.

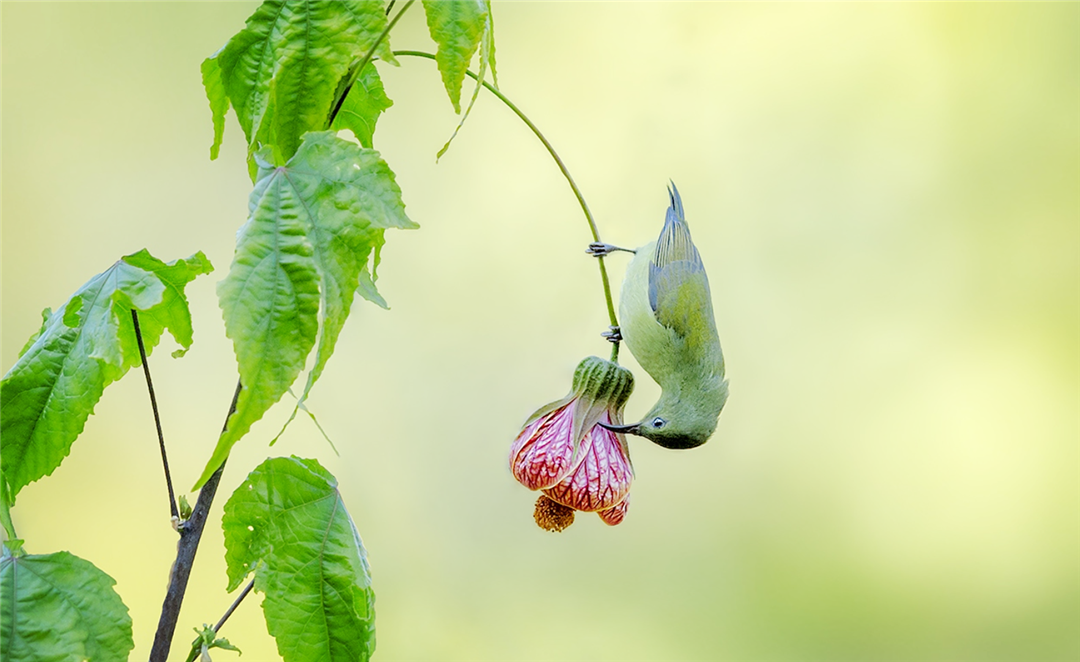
[510,403,576,490]
[543,414,632,512]
[597,495,629,526]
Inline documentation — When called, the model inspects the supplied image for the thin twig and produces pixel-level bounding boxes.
[326,0,415,128]
[149,380,242,662]
[393,50,622,361]
[183,578,256,662]
[132,309,179,521]
[213,578,255,633]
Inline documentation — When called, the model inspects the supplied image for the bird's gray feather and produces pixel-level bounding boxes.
[649,182,704,315]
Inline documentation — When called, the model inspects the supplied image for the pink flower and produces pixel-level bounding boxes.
[510,357,635,531]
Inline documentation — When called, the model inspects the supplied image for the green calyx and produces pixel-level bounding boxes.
[518,356,635,443]
[571,356,634,413]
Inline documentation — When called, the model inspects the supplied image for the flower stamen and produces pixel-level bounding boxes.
[534,494,575,532]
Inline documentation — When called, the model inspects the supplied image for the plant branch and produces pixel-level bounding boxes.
[326,0,415,128]
[149,380,242,662]
[132,309,179,521]
[393,50,621,361]
[183,578,256,662]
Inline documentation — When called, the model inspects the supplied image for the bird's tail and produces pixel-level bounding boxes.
[667,180,685,223]
[655,181,700,270]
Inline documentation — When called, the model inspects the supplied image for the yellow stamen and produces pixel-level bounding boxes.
[533,494,575,532]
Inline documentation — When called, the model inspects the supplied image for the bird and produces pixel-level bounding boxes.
[594,182,728,449]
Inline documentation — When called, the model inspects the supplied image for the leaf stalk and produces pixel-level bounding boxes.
[132,309,179,521]
[183,578,255,662]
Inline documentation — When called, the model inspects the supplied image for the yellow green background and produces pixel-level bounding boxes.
[3,2,1077,660]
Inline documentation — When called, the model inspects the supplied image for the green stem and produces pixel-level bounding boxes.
[183,578,255,662]
[392,50,621,361]
[0,481,16,541]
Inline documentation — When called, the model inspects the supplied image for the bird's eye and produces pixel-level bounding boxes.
[651,417,667,429]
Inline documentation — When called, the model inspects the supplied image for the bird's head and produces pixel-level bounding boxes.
[600,386,726,449]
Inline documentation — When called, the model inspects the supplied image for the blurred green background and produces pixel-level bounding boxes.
[3,2,1078,660]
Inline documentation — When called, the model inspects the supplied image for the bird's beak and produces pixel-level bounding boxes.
[598,421,641,436]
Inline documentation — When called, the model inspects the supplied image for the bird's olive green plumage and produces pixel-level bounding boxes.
[614,183,727,449]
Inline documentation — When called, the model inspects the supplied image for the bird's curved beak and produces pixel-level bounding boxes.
[598,421,641,436]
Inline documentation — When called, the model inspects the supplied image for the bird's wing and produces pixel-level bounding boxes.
[648,183,713,339]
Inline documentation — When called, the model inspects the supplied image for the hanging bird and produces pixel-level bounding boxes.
[592,182,728,449]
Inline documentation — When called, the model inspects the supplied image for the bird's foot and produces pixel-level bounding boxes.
[601,325,622,343]
[586,242,635,257]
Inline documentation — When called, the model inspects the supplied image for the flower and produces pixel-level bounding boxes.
[510,356,635,530]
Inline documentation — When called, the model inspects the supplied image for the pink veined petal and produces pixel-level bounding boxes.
[597,495,629,526]
[543,413,633,512]
[510,403,577,490]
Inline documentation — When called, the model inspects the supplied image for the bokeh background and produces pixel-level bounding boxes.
[3,2,1078,660]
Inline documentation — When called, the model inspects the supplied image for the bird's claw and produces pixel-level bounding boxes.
[601,325,622,343]
[586,243,634,257]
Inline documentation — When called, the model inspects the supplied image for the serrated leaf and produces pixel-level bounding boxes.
[330,62,393,149]
[223,457,374,662]
[435,5,496,160]
[1,251,212,500]
[422,0,497,114]
[0,544,134,662]
[203,56,230,161]
[206,0,397,163]
[16,308,50,360]
[196,131,414,490]
[355,263,388,309]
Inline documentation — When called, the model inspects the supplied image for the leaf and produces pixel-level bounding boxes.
[206,0,397,163]
[192,624,242,662]
[222,457,375,662]
[0,251,212,501]
[354,235,387,309]
[202,55,230,160]
[422,0,497,114]
[196,131,414,490]
[16,308,51,360]
[434,7,496,161]
[0,543,134,662]
[330,61,393,149]
[355,263,388,310]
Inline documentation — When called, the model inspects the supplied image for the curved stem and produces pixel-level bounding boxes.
[392,50,621,360]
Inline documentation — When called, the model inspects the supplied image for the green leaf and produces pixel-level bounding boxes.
[1,251,212,501]
[434,8,496,161]
[196,131,414,490]
[16,308,51,360]
[330,62,393,149]
[355,263,388,310]
[202,56,230,161]
[206,0,397,163]
[1,544,134,662]
[192,624,242,662]
[222,457,375,662]
[422,0,497,114]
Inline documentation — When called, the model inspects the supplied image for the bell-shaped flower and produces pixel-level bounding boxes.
[510,356,635,531]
